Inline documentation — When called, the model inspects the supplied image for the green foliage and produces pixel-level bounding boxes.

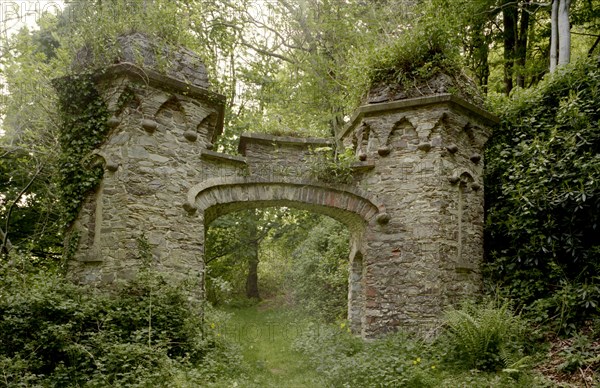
[485,58,600,332]
[557,332,600,373]
[205,209,273,303]
[0,148,62,258]
[308,146,355,185]
[0,255,244,386]
[53,74,110,230]
[0,18,65,258]
[442,301,530,372]
[60,0,202,71]
[286,216,350,322]
[364,19,461,87]
[292,301,544,387]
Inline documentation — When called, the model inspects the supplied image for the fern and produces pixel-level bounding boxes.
[443,300,527,371]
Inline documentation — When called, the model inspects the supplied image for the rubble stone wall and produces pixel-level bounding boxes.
[66,35,498,338]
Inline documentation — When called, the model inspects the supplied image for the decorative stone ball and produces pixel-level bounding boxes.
[376,212,391,224]
[105,161,119,172]
[446,144,459,154]
[470,153,482,163]
[417,142,432,152]
[358,152,367,161]
[142,119,158,133]
[183,130,198,142]
[107,116,120,128]
[378,146,391,156]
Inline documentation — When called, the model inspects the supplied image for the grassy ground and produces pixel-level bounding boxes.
[214,301,326,387]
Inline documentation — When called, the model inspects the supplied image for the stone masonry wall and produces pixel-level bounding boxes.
[339,96,497,336]
[66,37,498,338]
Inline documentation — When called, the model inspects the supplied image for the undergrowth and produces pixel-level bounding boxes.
[292,300,551,387]
[0,254,245,387]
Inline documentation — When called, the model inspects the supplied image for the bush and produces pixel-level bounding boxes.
[0,256,244,386]
[485,58,600,332]
[286,217,350,322]
[292,301,543,387]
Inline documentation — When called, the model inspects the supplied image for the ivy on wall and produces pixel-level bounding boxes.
[53,74,110,230]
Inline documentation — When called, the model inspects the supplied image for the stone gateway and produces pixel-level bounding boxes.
[65,35,498,338]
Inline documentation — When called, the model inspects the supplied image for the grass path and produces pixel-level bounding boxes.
[216,302,326,388]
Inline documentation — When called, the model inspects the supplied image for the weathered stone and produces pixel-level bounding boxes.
[148,154,169,163]
[66,37,498,340]
[142,119,158,133]
[446,144,459,153]
[183,130,198,142]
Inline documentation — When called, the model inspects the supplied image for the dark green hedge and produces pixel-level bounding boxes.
[485,59,600,332]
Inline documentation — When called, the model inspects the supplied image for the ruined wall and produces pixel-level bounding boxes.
[67,34,225,286]
[339,96,497,335]
[66,35,497,338]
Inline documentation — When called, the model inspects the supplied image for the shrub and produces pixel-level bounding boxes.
[292,302,541,387]
[308,146,355,185]
[293,323,441,387]
[0,256,243,386]
[485,58,600,331]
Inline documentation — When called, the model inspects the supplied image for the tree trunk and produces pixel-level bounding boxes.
[550,0,559,72]
[245,239,260,299]
[516,2,531,88]
[0,228,13,257]
[503,2,518,95]
[245,213,260,299]
[557,0,571,66]
[470,20,490,92]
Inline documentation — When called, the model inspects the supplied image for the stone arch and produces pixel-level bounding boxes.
[197,112,218,147]
[387,116,416,153]
[186,177,386,232]
[348,248,365,332]
[353,122,370,160]
[114,86,141,116]
[192,178,383,335]
[155,96,187,132]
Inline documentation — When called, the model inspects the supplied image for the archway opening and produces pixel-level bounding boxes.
[205,206,353,323]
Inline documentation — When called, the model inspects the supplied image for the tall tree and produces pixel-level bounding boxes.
[550,0,573,71]
[1,16,64,259]
[501,0,538,94]
[206,209,284,300]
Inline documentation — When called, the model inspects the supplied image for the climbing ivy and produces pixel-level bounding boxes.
[53,74,110,230]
